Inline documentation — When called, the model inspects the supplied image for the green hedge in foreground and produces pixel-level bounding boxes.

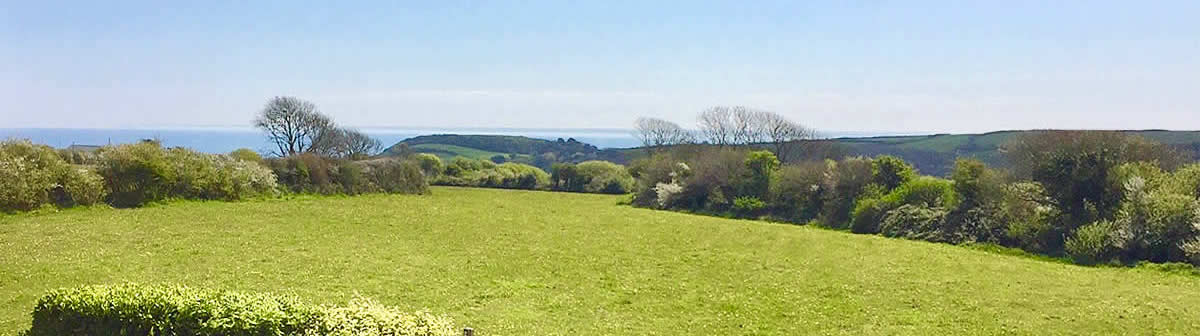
[24,284,456,336]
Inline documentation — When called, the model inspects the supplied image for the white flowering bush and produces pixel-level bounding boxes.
[0,140,107,212]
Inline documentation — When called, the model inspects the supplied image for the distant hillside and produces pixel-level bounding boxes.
[382,134,623,169]
[382,130,1200,176]
[831,130,1200,175]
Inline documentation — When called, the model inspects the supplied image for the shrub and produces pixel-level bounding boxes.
[820,158,873,228]
[1002,182,1062,253]
[849,197,888,234]
[360,159,430,194]
[1110,179,1200,263]
[731,196,766,218]
[879,204,949,241]
[25,284,455,336]
[435,162,550,190]
[230,148,265,165]
[97,143,278,206]
[0,141,63,212]
[674,149,748,212]
[413,154,444,178]
[1,140,113,212]
[55,166,108,207]
[629,154,690,207]
[768,162,826,222]
[575,161,635,194]
[741,151,780,198]
[309,298,456,336]
[1065,220,1120,265]
[880,176,957,209]
[96,142,175,207]
[267,154,339,194]
[871,155,916,191]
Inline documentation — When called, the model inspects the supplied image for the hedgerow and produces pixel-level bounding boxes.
[24,284,455,336]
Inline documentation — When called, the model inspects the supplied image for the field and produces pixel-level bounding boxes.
[410,143,515,161]
[3,187,1200,335]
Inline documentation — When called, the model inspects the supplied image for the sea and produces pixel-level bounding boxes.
[0,127,904,154]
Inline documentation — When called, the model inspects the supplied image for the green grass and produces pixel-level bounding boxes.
[410,143,525,161]
[4,187,1200,335]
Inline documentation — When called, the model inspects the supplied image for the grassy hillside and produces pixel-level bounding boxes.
[408,143,522,161]
[3,187,1200,334]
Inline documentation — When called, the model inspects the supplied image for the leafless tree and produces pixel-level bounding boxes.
[337,128,382,159]
[255,96,335,157]
[697,106,736,146]
[760,111,815,163]
[731,106,768,145]
[635,117,694,151]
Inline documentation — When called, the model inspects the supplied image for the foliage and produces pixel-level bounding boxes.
[574,161,635,194]
[879,204,949,241]
[0,140,107,212]
[871,155,915,191]
[768,162,827,222]
[230,148,265,164]
[413,153,444,178]
[741,150,780,199]
[435,160,550,190]
[731,196,766,218]
[360,159,430,194]
[820,157,874,228]
[25,284,454,336]
[1065,220,1120,265]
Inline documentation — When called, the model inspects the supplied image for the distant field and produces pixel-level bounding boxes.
[3,187,1200,334]
[410,143,517,161]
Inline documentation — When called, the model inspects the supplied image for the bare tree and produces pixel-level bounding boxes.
[697,106,735,146]
[635,117,693,151]
[760,111,815,163]
[339,128,382,159]
[731,106,767,145]
[255,96,335,157]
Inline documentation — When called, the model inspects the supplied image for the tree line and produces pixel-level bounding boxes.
[627,110,1200,268]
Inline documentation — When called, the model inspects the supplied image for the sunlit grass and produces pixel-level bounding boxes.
[3,186,1200,334]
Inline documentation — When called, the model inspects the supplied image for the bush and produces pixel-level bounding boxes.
[628,154,690,207]
[230,148,264,165]
[741,151,780,198]
[435,162,550,190]
[55,166,108,207]
[879,204,949,241]
[731,196,766,218]
[0,140,109,212]
[768,162,827,222]
[871,155,916,191]
[880,176,957,209]
[575,161,635,194]
[25,284,455,336]
[1065,220,1120,265]
[97,143,278,207]
[267,154,339,194]
[849,197,888,234]
[1002,182,1062,253]
[360,159,430,194]
[413,154,444,178]
[1110,180,1200,263]
[820,158,873,228]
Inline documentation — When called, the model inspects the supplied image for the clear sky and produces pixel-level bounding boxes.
[2,1,1198,133]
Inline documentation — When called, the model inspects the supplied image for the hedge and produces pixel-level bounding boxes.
[24,284,456,336]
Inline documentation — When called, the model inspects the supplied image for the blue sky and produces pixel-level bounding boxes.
[2,1,1198,132]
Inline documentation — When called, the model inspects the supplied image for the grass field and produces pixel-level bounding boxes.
[3,187,1200,335]
[411,143,524,161]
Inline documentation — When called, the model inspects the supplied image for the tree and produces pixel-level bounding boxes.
[731,106,766,145]
[634,117,694,150]
[316,128,380,160]
[697,106,736,146]
[760,111,815,163]
[254,96,335,157]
